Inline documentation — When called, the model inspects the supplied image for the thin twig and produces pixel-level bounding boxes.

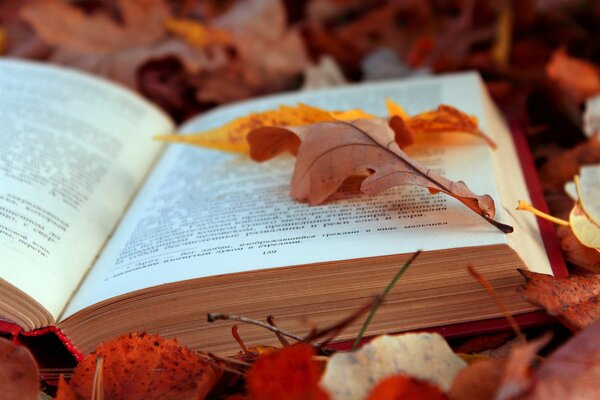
[207,313,304,342]
[468,265,524,341]
[267,315,291,347]
[207,353,250,376]
[303,295,383,344]
[91,357,104,400]
[352,250,421,350]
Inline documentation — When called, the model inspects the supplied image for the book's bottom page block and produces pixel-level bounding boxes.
[59,244,536,356]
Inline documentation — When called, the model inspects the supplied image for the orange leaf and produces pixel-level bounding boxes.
[64,332,221,400]
[56,375,78,400]
[449,358,505,400]
[248,118,512,232]
[406,105,497,148]
[20,0,169,54]
[366,374,448,400]
[246,344,329,400]
[0,338,39,400]
[520,269,600,331]
[546,48,600,103]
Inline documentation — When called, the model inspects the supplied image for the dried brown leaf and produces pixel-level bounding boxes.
[520,269,600,331]
[522,319,600,399]
[557,225,600,272]
[546,48,600,103]
[21,0,169,54]
[248,118,511,232]
[449,358,505,400]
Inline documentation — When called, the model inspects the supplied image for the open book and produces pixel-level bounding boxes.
[0,59,565,358]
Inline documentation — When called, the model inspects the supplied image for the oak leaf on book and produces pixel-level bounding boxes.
[247,117,512,232]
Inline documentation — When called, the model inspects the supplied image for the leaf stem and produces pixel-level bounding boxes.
[351,250,421,350]
[207,313,305,342]
[516,200,570,226]
[468,266,524,341]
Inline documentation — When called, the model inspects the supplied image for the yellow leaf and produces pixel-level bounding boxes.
[330,109,376,120]
[165,18,230,48]
[155,103,342,154]
[385,98,409,119]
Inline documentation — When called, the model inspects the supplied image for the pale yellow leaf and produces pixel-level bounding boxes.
[320,333,466,400]
[570,204,600,250]
[578,165,600,225]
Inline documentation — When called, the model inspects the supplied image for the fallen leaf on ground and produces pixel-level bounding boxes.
[301,56,348,90]
[248,117,511,232]
[569,203,600,249]
[449,358,505,400]
[320,333,467,400]
[539,139,600,191]
[520,318,600,399]
[546,48,600,103]
[520,269,600,331]
[245,343,329,400]
[367,374,448,400]
[21,0,169,53]
[557,225,600,272]
[205,0,310,103]
[0,338,39,400]
[495,336,549,400]
[60,332,221,400]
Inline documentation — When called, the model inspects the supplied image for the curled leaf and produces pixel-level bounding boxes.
[570,203,600,249]
[248,118,512,232]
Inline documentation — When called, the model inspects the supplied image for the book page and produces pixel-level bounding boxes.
[64,72,514,317]
[0,60,174,320]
